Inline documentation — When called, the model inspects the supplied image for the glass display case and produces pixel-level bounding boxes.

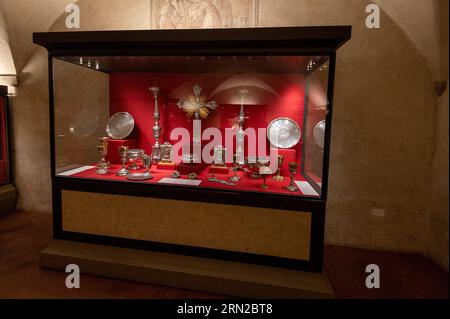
[34,27,351,272]
[52,54,329,197]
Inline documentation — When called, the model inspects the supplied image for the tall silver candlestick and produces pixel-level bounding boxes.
[149,87,161,163]
[235,89,248,165]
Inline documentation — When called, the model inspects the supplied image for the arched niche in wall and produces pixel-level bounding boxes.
[0,9,16,86]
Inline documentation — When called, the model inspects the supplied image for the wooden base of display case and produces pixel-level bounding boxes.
[40,240,334,298]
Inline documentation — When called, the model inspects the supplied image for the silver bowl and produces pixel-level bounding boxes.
[127,149,145,170]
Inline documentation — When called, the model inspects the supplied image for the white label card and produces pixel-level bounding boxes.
[158,178,202,186]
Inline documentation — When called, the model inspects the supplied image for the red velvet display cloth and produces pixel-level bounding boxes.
[106,139,135,165]
[67,164,315,197]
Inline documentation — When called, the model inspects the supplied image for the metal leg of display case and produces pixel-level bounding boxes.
[40,239,334,299]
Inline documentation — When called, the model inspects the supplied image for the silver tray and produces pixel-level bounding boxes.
[106,112,135,140]
[126,172,153,181]
[267,117,301,149]
[313,120,326,149]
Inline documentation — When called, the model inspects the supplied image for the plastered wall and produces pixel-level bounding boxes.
[2,0,448,269]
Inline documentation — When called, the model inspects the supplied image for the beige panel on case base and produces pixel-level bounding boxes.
[61,190,312,261]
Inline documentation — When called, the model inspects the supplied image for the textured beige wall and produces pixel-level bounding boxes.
[374,0,442,80]
[426,0,449,269]
[3,0,448,268]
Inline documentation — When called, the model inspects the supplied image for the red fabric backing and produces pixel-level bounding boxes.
[109,73,305,164]
[106,139,135,165]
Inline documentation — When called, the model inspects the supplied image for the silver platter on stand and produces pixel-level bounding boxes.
[106,112,135,140]
[313,120,326,149]
[267,117,301,149]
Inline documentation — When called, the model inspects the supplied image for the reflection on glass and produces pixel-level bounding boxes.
[302,60,330,193]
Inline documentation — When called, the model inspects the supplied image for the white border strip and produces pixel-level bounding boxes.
[57,165,96,176]
[295,181,320,196]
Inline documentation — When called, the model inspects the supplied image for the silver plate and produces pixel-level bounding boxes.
[267,117,301,149]
[126,172,153,181]
[313,120,326,149]
[106,112,135,140]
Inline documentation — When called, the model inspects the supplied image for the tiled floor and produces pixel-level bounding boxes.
[0,210,448,299]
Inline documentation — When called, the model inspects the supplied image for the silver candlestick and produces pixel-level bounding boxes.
[116,146,129,176]
[235,89,248,165]
[149,87,161,163]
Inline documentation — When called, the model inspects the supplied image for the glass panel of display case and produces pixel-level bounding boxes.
[302,60,330,196]
[52,55,331,198]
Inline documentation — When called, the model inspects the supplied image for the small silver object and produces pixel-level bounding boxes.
[127,149,145,171]
[116,146,129,176]
[213,145,227,166]
[106,112,135,140]
[160,142,174,163]
[171,171,181,178]
[246,156,270,179]
[219,180,236,186]
[267,117,301,149]
[229,166,240,182]
[149,87,162,163]
[187,172,198,180]
[208,175,236,186]
[126,172,153,181]
[142,154,153,179]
